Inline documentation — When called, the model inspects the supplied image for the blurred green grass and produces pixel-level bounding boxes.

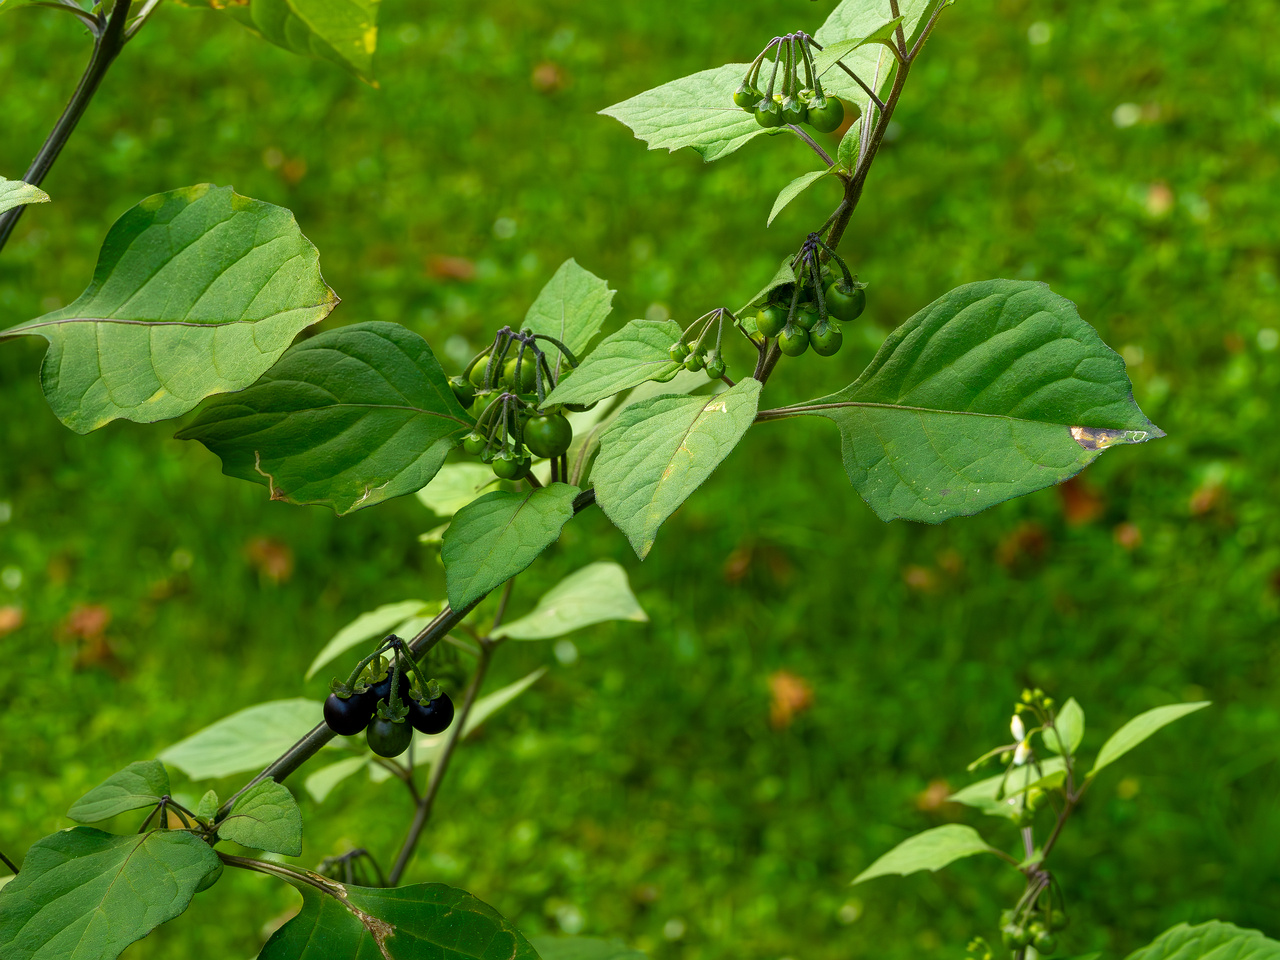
[2,0,1279,957]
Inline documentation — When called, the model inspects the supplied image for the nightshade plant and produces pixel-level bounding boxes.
[0,0,1272,958]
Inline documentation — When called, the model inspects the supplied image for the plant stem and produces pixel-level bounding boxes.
[785,125,835,167]
[0,0,134,255]
[387,637,496,885]
[220,852,342,896]
[217,490,599,820]
[0,850,19,874]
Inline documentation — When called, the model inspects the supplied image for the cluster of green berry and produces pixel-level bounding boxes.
[755,233,866,359]
[1000,905,1068,956]
[667,307,736,380]
[451,327,577,482]
[323,635,455,759]
[733,32,859,134]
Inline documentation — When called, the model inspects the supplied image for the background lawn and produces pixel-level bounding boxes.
[2,0,1279,957]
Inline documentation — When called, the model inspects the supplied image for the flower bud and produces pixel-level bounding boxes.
[1010,715,1026,742]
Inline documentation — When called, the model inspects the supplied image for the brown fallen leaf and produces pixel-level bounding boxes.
[768,670,814,730]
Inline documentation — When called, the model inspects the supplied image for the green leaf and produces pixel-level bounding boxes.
[772,280,1163,523]
[304,755,371,803]
[837,122,861,172]
[177,322,471,515]
[814,0,932,104]
[853,824,997,884]
[305,599,437,681]
[1043,698,1085,756]
[67,760,169,824]
[230,0,380,84]
[0,176,50,214]
[1089,701,1211,778]
[442,484,580,609]
[0,827,221,960]
[738,257,797,316]
[196,790,219,821]
[545,320,683,408]
[768,170,831,227]
[531,937,648,960]
[949,758,1066,819]
[523,259,615,376]
[0,184,336,434]
[593,378,761,559]
[1125,921,1280,960]
[493,562,647,640]
[260,879,540,960]
[416,463,500,518]
[600,62,767,163]
[568,369,715,479]
[218,778,302,856]
[811,16,905,75]
[159,699,326,779]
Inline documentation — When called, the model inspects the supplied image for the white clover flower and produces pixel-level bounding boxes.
[1010,714,1026,742]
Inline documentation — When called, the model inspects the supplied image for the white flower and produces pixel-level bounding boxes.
[1013,739,1032,766]
[1010,714,1026,742]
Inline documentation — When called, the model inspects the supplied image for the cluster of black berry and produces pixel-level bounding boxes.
[323,635,454,758]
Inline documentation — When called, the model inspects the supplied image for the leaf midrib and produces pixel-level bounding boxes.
[757,399,1132,431]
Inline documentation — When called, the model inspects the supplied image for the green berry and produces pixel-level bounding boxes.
[523,414,572,459]
[462,431,487,456]
[780,96,807,126]
[777,324,809,357]
[810,319,843,357]
[669,342,691,363]
[449,376,476,408]
[705,356,727,380]
[733,83,761,109]
[807,95,846,133]
[825,280,866,322]
[794,302,820,331]
[755,304,787,338]
[684,351,706,372]
[754,98,784,128]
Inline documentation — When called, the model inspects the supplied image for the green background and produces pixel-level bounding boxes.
[2,0,1278,957]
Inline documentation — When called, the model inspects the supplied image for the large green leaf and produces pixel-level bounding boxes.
[853,824,997,884]
[738,257,797,316]
[545,320,682,408]
[531,938,648,960]
[158,699,326,779]
[593,378,761,559]
[0,827,221,960]
[523,259,615,375]
[0,184,336,434]
[178,322,471,514]
[260,880,540,960]
[205,0,380,84]
[1043,698,1085,756]
[766,280,1163,523]
[416,463,500,518]
[67,760,169,824]
[305,599,438,681]
[811,16,904,76]
[599,62,767,163]
[217,778,302,856]
[441,484,580,608]
[1089,701,1211,778]
[1125,921,1280,960]
[493,562,647,640]
[0,176,50,214]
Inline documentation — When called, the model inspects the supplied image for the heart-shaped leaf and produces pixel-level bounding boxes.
[259,879,540,960]
[1,184,336,433]
[218,778,303,856]
[593,379,761,558]
[178,322,471,514]
[765,280,1163,523]
[523,259,615,376]
[67,760,170,824]
[0,827,221,960]
[442,484,580,609]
